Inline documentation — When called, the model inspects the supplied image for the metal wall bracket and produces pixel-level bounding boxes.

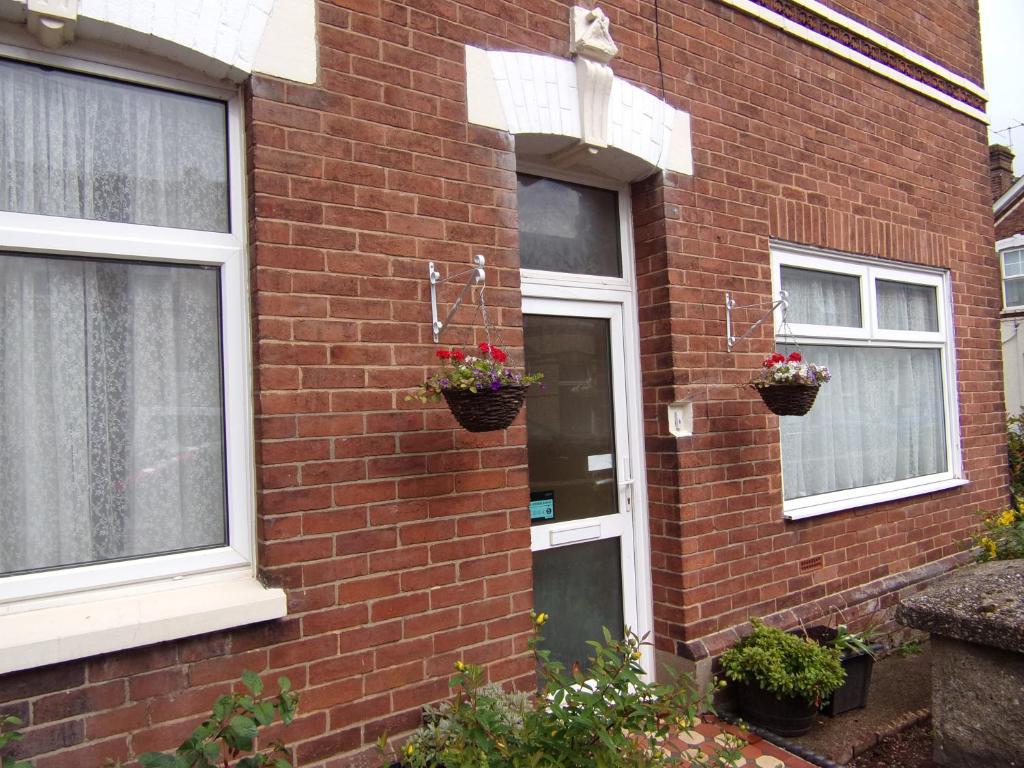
[726,290,788,352]
[429,254,486,343]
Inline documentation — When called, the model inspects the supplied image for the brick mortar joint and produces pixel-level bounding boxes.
[675,549,973,661]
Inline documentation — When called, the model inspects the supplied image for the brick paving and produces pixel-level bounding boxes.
[666,717,818,768]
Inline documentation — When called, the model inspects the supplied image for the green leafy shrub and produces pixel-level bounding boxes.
[2,672,298,768]
[1,716,32,768]
[128,671,298,768]
[1008,413,1024,500]
[719,619,845,705]
[383,615,743,768]
[974,506,1024,562]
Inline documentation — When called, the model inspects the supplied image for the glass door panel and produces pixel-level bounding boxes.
[524,315,617,525]
[532,539,623,671]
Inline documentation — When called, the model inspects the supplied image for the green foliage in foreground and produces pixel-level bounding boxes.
[382,617,744,768]
[1,672,297,768]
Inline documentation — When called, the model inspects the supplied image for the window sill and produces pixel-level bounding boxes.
[783,476,969,521]
[0,571,286,674]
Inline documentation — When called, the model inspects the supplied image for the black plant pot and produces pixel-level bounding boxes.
[734,681,818,737]
[826,651,875,716]
[801,626,876,716]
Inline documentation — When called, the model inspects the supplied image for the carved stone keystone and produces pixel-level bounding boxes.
[568,6,618,150]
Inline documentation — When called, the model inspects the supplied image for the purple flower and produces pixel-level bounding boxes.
[490,378,502,391]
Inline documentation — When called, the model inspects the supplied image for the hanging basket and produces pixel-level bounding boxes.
[755,384,820,416]
[442,384,528,432]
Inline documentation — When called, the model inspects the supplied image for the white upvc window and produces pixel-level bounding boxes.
[1000,237,1024,312]
[0,45,283,673]
[771,244,965,520]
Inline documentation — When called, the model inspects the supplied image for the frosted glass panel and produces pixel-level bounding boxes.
[533,538,624,671]
[781,266,862,326]
[876,280,938,332]
[517,174,621,277]
[0,253,227,576]
[524,315,617,525]
[0,58,229,232]
[780,344,946,500]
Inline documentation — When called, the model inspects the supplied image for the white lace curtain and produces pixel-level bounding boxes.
[779,267,947,500]
[0,59,231,576]
[0,58,228,231]
[0,255,226,575]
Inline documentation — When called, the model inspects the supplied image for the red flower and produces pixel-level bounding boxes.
[451,349,465,361]
[787,352,802,363]
[436,349,451,360]
[478,342,507,363]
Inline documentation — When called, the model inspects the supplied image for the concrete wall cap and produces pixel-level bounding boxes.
[896,560,1024,654]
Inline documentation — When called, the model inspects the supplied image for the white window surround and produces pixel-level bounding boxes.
[0,45,285,675]
[999,235,1024,313]
[771,243,966,521]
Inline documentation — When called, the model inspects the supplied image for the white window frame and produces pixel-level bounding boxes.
[999,235,1024,313]
[771,243,966,520]
[0,42,284,673]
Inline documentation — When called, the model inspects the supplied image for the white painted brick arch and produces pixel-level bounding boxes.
[466,46,692,181]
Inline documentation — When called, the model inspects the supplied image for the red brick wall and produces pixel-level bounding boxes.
[997,195,1024,241]
[0,1,1003,766]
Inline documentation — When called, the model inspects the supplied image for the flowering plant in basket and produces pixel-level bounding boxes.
[751,351,831,388]
[751,352,831,416]
[408,343,543,432]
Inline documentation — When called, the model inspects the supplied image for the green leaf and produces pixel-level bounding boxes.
[137,753,184,768]
[227,715,259,751]
[252,701,275,726]
[242,670,264,697]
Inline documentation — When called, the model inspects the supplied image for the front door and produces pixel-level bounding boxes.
[523,297,643,671]
[517,170,652,675]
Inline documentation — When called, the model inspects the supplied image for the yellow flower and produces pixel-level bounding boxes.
[631,651,642,660]
[535,612,548,626]
[981,537,997,559]
[406,744,415,756]
[454,660,466,671]
[998,510,1016,527]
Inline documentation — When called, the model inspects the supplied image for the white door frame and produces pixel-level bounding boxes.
[519,168,654,676]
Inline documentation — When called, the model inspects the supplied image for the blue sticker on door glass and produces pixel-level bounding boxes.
[530,491,554,521]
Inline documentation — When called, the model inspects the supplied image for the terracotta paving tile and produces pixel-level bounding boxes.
[663,715,818,768]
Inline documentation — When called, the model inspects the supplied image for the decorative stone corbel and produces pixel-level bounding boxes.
[26,0,78,49]
[569,6,618,149]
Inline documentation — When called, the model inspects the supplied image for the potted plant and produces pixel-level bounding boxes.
[750,351,831,416]
[801,623,879,716]
[409,343,543,432]
[719,619,845,736]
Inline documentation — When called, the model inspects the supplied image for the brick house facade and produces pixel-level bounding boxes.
[993,145,1024,412]
[0,0,1004,766]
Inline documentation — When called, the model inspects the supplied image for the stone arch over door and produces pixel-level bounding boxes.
[464,40,693,183]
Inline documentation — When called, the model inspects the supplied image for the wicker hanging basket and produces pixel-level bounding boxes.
[442,384,528,432]
[755,384,820,416]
